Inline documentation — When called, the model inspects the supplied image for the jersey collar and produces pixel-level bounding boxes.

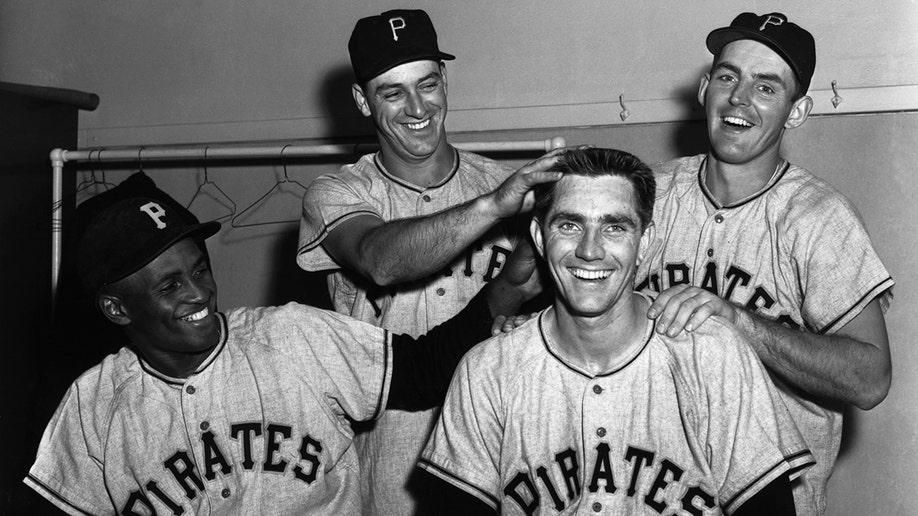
[137,312,229,386]
[698,156,790,209]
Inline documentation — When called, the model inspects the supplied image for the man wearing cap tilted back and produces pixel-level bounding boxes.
[296,8,564,514]
[635,12,893,515]
[23,194,540,515]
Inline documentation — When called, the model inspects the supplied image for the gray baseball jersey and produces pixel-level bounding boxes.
[25,304,392,516]
[297,148,515,514]
[420,302,814,515]
[635,154,894,515]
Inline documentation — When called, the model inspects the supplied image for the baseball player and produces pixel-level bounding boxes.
[419,148,814,515]
[635,13,893,516]
[297,9,562,514]
[24,192,537,516]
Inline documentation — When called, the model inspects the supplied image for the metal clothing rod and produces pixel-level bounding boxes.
[50,136,567,304]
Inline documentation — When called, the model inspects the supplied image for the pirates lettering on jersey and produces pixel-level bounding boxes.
[366,240,512,316]
[637,261,803,330]
[502,443,717,515]
[121,421,325,515]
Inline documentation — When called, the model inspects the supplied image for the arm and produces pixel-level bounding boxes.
[322,151,563,286]
[414,469,497,516]
[732,474,795,516]
[385,246,538,410]
[648,285,892,409]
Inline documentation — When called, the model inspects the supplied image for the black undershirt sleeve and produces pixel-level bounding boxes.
[732,473,796,516]
[386,288,493,411]
[413,468,496,516]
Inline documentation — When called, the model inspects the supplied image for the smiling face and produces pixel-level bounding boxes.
[352,59,449,166]
[100,238,220,376]
[699,39,811,168]
[531,174,652,320]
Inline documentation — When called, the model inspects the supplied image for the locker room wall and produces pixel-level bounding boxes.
[1,1,916,514]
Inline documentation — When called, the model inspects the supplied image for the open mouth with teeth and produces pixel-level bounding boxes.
[180,307,210,322]
[405,119,431,130]
[723,116,754,128]
[569,268,612,281]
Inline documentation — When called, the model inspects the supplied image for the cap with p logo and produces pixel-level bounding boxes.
[77,197,220,294]
[348,9,455,84]
[705,12,816,94]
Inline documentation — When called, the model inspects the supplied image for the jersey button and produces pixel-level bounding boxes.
[592,385,603,394]
[596,427,606,437]
[714,213,724,223]
[200,421,209,431]
[706,248,714,257]
[221,488,231,498]
[592,502,602,512]
[186,385,196,395]
[436,287,446,296]
[422,194,432,202]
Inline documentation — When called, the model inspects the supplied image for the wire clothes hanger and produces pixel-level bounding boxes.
[185,146,237,223]
[230,145,308,228]
[53,149,117,221]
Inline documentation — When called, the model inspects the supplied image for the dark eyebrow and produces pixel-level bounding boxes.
[548,211,584,225]
[714,60,788,89]
[600,213,638,228]
[549,211,638,228]
[373,72,442,95]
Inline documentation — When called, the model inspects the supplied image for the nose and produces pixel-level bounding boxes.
[404,91,426,119]
[184,275,211,303]
[730,80,752,106]
[575,230,605,262]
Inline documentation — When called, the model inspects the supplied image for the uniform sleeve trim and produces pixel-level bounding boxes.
[820,277,894,334]
[722,449,815,515]
[371,330,393,420]
[296,209,381,255]
[417,458,499,509]
[23,475,96,516]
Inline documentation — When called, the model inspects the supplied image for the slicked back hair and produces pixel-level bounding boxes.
[532,148,656,230]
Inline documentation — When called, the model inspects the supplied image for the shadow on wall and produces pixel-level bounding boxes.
[318,64,377,140]
[672,68,710,158]
[264,227,333,310]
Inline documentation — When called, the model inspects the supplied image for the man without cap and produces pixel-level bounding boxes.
[636,12,893,515]
[24,194,540,515]
[419,148,813,515]
[297,8,563,514]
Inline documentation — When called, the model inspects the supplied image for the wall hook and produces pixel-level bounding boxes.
[619,93,630,122]
[830,80,843,109]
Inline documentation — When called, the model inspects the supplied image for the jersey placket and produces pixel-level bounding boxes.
[179,373,234,512]
[694,208,729,296]
[581,376,614,513]
[415,188,459,327]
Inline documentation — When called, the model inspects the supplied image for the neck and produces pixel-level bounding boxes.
[704,151,784,206]
[546,294,650,375]
[378,141,456,188]
[127,333,219,380]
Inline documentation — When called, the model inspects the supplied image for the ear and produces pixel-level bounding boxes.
[529,217,546,260]
[98,294,132,326]
[784,95,813,129]
[697,73,711,107]
[636,221,656,267]
[439,62,448,96]
[351,83,372,117]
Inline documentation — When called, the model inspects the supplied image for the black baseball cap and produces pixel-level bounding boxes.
[77,197,220,294]
[706,12,816,94]
[348,9,455,84]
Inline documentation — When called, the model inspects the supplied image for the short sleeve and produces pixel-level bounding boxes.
[418,353,504,510]
[789,182,893,333]
[296,171,382,272]
[263,304,394,423]
[686,323,815,514]
[24,384,111,516]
